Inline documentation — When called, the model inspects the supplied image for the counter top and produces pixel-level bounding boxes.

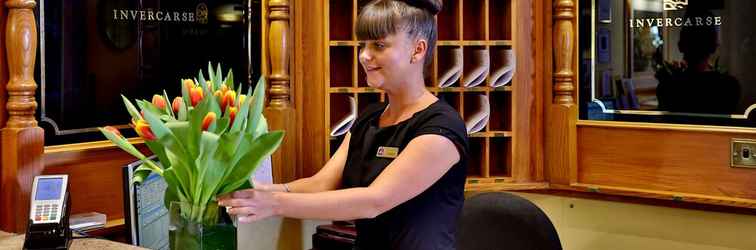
[0,231,144,250]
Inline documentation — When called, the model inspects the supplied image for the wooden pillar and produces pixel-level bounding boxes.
[265,0,298,183]
[545,0,577,186]
[0,0,44,233]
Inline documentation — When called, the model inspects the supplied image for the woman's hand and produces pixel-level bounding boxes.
[217,189,281,223]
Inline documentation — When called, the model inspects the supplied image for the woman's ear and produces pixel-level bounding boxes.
[411,39,428,64]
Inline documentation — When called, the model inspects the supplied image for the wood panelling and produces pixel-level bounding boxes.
[512,0,543,182]
[293,0,327,177]
[1,0,44,233]
[577,125,756,202]
[41,145,150,219]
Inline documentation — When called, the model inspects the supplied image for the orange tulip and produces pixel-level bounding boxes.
[190,86,204,106]
[207,80,214,91]
[103,126,123,138]
[228,107,238,124]
[152,95,167,110]
[221,90,236,110]
[172,97,183,114]
[202,112,217,131]
[183,79,195,92]
[132,119,156,141]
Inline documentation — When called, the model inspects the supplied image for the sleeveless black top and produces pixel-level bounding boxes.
[342,100,469,250]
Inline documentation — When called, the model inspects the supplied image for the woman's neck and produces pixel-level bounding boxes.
[380,76,437,126]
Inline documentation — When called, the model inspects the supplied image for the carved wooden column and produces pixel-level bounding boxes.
[264,0,298,183]
[553,0,575,105]
[545,0,578,186]
[1,0,44,233]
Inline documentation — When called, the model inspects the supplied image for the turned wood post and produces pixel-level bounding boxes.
[1,0,44,233]
[265,0,298,183]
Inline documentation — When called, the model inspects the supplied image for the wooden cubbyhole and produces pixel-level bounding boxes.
[467,137,487,177]
[489,0,512,41]
[488,45,514,86]
[329,46,354,88]
[461,46,488,87]
[488,91,511,132]
[438,0,460,41]
[329,0,354,41]
[436,46,463,88]
[436,91,462,114]
[489,137,511,177]
[330,93,355,132]
[462,0,486,41]
[462,91,490,132]
[357,92,381,113]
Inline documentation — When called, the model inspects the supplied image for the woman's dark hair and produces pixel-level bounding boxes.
[356,0,442,66]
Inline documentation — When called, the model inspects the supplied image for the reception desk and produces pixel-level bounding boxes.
[0,231,144,250]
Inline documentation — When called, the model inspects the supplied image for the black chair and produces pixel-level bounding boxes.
[456,192,562,250]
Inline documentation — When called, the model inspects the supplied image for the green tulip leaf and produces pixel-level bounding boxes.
[217,131,284,195]
[121,95,142,122]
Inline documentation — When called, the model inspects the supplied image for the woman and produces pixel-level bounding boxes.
[219,0,469,248]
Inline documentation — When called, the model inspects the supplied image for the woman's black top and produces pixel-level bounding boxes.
[342,100,469,250]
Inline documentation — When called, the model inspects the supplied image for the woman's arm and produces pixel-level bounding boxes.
[220,134,460,222]
[256,133,352,193]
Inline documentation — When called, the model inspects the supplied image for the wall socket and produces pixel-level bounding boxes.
[731,139,756,169]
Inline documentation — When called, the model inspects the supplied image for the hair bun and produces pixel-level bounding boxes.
[399,0,442,15]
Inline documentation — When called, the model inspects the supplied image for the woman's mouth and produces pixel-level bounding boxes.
[365,66,381,72]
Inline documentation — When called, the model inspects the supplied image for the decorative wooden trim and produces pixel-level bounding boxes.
[1,0,44,233]
[465,182,550,193]
[267,0,291,109]
[566,183,756,209]
[44,138,145,154]
[552,0,575,105]
[578,120,756,135]
[264,0,298,183]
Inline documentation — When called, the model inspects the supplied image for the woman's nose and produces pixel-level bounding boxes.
[359,48,372,63]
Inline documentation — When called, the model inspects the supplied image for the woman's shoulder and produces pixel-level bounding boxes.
[411,100,467,136]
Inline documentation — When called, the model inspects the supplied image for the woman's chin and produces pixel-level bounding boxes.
[366,79,384,89]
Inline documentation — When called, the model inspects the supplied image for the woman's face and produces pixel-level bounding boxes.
[358,32,417,89]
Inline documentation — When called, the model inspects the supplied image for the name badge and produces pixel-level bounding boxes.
[376,146,399,159]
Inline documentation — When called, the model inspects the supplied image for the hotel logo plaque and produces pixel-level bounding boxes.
[663,0,688,11]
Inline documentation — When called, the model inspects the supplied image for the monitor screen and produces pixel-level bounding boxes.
[123,156,170,250]
[35,177,63,201]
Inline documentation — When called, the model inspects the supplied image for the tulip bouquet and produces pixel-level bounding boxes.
[99,63,284,226]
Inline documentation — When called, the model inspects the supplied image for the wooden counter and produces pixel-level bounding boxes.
[0,231,144,250]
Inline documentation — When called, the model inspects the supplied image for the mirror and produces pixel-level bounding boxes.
[580,0,756,126]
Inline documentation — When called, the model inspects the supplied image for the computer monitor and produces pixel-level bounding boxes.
[123,156,170,250]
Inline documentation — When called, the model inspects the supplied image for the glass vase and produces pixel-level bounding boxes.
[169,201,237,250]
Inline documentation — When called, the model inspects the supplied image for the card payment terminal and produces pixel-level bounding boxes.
[23,174,72,250]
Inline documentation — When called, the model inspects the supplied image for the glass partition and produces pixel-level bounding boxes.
[579,0,756,126]
[36,0,262,145]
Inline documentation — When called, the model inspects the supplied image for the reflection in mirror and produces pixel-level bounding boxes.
[36,0,262,145]
[579,0,756,126]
